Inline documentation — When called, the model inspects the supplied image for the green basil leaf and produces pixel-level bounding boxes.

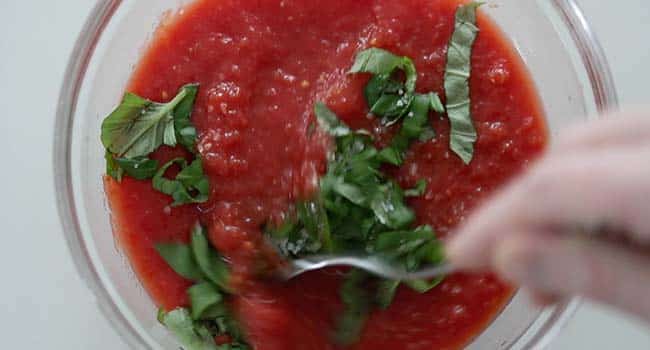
[213,313,248,346]
[331,179,367,206]
[191,224,230,291]
[201,303,229,321]
[364,74,400,108]
[314,102,351,137]
[350,48,417,93]
[153,158,210,207]
[173,84,200,152]
[157,307,166,324]
[155,242,204,281]
[334,269,371,345]
[401,94,432,140]
[188,282,223,320]
[369,182,414,229]
[445,2,482,164]
[105,150,124,181]
[404,179,427,197]
[378,93,437,166]
[101,84,198,158]
[427,92,445,114]
[114,157,159,180]
[373,226,443,273]
[404,276,444,293]
[160,308,218,350]
[377,146,402,166]
[351,48,405,74]
[177,159,211,199]
[297,199,333,252]
[351,48,417,125]
[376,279,401,309]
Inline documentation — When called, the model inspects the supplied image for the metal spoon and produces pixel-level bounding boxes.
[280,254,455,281]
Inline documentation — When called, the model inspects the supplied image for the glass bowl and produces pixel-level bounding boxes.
[54,0,618,349]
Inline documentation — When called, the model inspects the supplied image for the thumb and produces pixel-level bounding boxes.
[493,233,650,322]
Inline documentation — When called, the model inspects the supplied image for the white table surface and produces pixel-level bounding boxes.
[1,0,649,348]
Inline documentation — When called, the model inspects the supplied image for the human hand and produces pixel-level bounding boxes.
[447,111,650,322]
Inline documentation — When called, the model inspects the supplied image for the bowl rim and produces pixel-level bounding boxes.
[53,0,618,348]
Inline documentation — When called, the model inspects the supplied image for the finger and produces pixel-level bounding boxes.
[447,146,650,270]
[494,233,650,322]
[528,290,562,307]
[552,110,650,153]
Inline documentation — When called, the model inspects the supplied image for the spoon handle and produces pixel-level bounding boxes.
[287,255,455,281]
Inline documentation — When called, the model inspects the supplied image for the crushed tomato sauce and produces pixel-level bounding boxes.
[104,0,548,349]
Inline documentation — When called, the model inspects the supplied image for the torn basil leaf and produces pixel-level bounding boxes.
[160,308,218,350]
[377,92,443,166]
[427,92,445,114]
[376,279,401,310]
[153,158,210,206]
[335,269,372,345]
[105,150,124,181]
[404,179,427,197]
[114,157,159,180]
[365,74,414,124]
[369,182,414,230]
[404,276,445,293]
[173,84,200,152]
[155,242,204,281]
[314,102,352,137]
[191,224,230,291]
[350,48,417,125]
[188,282,223,320]
[445,2,482,164]
[265,198,332,257]
[101,84,199,159]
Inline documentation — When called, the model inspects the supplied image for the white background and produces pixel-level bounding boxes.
[1,0,649,348]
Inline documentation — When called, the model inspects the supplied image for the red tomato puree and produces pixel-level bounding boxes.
[105,0,548,349]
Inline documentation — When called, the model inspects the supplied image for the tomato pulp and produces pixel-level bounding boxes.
[105,0,547,349]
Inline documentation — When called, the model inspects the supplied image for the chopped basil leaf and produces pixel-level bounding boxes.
[445,2,482,164]
[101,84,198,159]
[153,158,210,206]
[160,308,218,350]
[200,303,229,320]
[404,179,427,197]
[114,157,159,180]
[335,269,371,345]
[350,48,417,94]
[297,199,333,252]
[377,146,402,166]
[214,315,247,346]
[314,102,351,137]
[188,282,223,320]
[156,224,251,349]
[427,92,445,114]
[157,307,166,324]
[105,150,124,181]
[404,276,445,293]
[173,84,200,152]
[191,224,230,291]
[369,182,414,229]
[365,74,414,124]
[350,48,417,125]
[155,242,204,281]
[377,92,442,166]
[375,279,401,309]
[265,198,332,257]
